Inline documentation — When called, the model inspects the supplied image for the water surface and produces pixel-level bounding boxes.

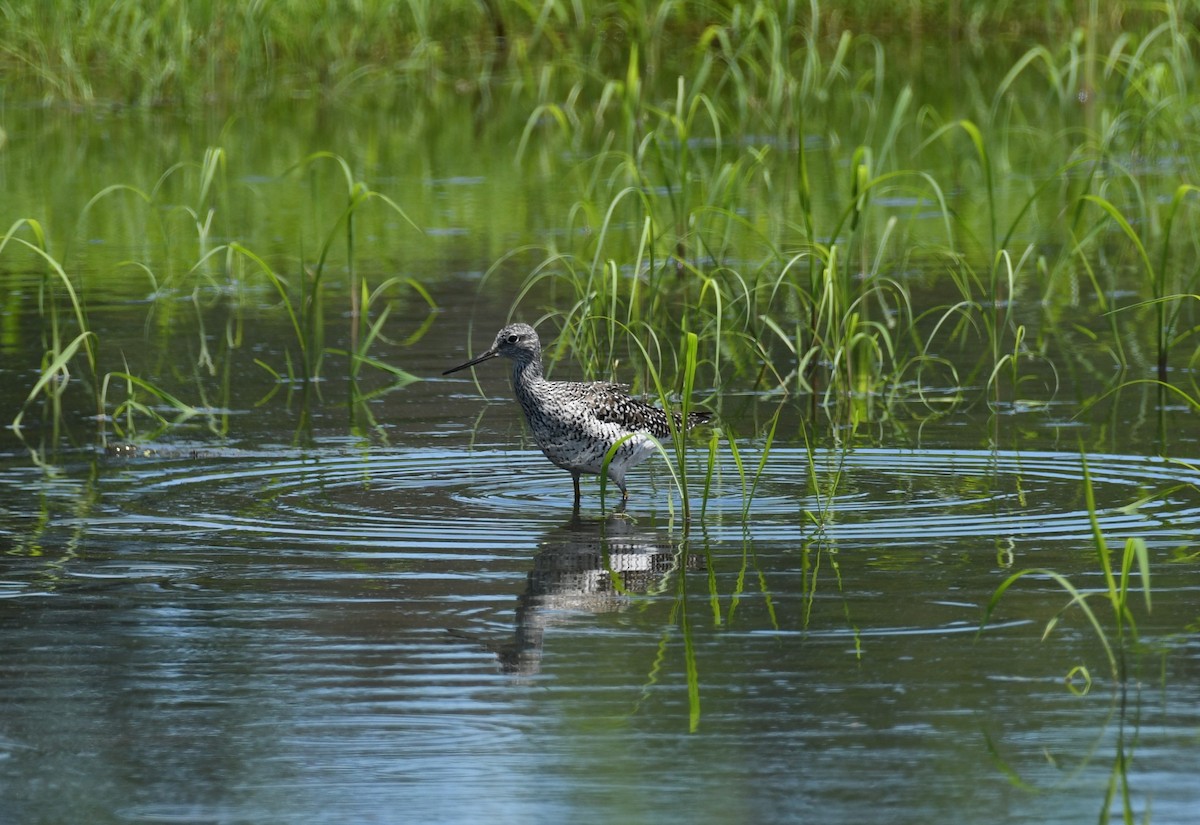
[3,423,1199,823]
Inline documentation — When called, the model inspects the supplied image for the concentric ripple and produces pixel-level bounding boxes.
[58,445,1200,550]
[731,447,1200,545]
[81,448,563,551]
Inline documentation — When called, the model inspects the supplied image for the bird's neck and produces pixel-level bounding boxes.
[511,353,544,389]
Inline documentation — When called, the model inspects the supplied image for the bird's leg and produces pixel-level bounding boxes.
[571,472,581,513]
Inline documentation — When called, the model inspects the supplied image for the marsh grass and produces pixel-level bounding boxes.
[221,154,431,437]
[3,146,431,452]
[501,14,1126,425]
[9,1,1198,458]
[980,453,1154,821]
[101,370,203,440]
[507,144,952,417]
[3,0,1170,109]
[261,151,424,383]
[3,220,98,437]
[401,1,1200,564]
[981,461,1152,687]
[6,5,1199,439]
[1078,186,1200,387]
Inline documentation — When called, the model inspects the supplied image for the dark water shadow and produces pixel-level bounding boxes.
[449,514,703,675]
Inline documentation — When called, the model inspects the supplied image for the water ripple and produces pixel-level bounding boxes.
[14,445,1200,549]
[741,447,1200,544]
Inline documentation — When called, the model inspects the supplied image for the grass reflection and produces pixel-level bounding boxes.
[980,452,1160,822]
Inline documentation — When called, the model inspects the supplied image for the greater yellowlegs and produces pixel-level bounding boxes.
[443,323,710,508]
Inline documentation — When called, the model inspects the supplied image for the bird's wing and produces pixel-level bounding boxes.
[583,382,673,437]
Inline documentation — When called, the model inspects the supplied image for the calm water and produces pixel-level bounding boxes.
[2,97,1200,823]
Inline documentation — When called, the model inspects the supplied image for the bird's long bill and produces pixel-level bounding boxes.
[442,348,499,375]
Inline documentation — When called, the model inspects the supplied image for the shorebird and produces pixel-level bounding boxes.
[443,323,710,508]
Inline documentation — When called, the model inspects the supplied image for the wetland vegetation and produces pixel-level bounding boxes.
[2,2,1200,823]
[6,0,1200,442]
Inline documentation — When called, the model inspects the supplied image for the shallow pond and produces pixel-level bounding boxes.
[3,304,1200,823]
[3,68,1200,825]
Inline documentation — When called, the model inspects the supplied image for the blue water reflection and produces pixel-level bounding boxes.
[2,441,1197,822]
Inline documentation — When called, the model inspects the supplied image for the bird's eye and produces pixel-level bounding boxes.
[506,334,520,344]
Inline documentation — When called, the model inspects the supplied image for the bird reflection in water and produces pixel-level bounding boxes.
[450,515,704,675]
